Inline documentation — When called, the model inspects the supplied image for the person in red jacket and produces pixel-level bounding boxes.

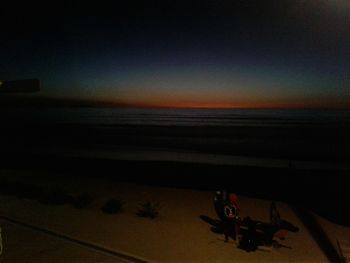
[223,193,240,242]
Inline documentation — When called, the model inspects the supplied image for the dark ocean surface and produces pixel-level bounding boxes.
[2,107,350,126]
[2,107,350,162]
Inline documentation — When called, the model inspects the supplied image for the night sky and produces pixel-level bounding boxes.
[1,0,350,108]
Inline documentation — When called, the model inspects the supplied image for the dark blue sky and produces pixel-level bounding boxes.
[1,0,350,108]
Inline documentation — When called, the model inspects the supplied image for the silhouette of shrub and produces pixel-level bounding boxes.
[101,199,124,214]
[0,179,16,195]
[137,201,161,219]
[16,183,44,200]
[40,187,71,205]
[72,193,93,209]
[0,180,44,199]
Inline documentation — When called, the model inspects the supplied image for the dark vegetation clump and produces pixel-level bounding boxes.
[0,179,44,199]
[0,179,95,209]
[0,179,19,196]
[101,199,124,214]
[39,187,71,206]
[137,201,161,219]
[16,182,44,200]
[71,193,94,209]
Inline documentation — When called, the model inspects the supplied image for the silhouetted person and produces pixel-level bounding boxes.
[269,201,299,241]
[270,201,281,227]
[238,217,258,252]
[223,193,240,242]
[223,204,236,242]
[213,190,228,221]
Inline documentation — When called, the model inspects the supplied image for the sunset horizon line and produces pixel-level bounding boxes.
[1,94,349,110]
[79,96,350,110]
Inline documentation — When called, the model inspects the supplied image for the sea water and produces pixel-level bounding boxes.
[3,107,350,127]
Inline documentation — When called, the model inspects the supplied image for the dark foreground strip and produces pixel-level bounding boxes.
[0,215,148,263]
[292,207,344,263]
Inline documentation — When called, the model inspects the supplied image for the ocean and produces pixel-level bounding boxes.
[1,107,350,225]
[1,107,350,164]
[3,107,350,127]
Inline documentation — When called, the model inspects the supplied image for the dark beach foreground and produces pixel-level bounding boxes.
[1,153,349,226]
[0,165,333,263]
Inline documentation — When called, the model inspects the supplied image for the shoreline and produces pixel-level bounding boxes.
[4,145,350,171]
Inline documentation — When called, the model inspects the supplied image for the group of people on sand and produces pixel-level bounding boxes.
[214,190,299,252]
[214,190,268,252]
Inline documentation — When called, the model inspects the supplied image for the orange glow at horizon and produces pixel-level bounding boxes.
[108,97,349,109]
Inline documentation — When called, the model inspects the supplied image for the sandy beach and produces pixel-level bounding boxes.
[1,168,346,262]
